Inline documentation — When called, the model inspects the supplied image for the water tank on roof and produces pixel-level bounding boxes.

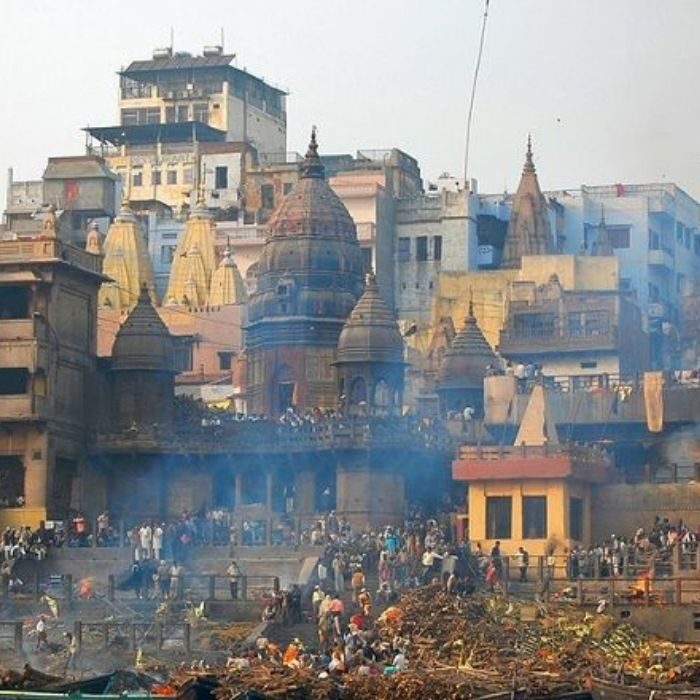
[204,45,223,57]
[152,47,173,60]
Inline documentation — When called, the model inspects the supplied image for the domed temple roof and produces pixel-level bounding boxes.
[111,283,175,372]
[437,302,498,390]
[337,274,404,364]
[247,128,364,332]
[266,129,357,241]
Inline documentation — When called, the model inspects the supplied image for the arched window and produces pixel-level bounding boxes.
[373,379,390,415]
[349,377,367,415]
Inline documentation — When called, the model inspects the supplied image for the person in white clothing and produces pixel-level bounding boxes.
[152,525,164,561]
[139,524,153,560]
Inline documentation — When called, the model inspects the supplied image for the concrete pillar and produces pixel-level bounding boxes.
[234,472,243,509]
[265,470,273,545]
[294,471,316,517]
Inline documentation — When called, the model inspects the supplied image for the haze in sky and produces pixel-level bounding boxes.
[1,0,699,209]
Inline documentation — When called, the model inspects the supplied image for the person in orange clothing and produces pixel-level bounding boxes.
[328,593,344,637]
[351,567,365,605]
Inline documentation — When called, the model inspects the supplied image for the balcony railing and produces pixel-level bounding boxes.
[499,328,617,353]
[0,238,102,275]
[95,416,451,455]
[0,394,47,421]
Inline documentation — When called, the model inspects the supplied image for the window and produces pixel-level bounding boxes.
[0,286,30,319]
[608,225,630,249]
[569,497,584,541]
[183,167,193,185]
[193,103,208,123]
[433,235,443,261]
[215,166,228,190]
[167,170,178,185]
[522,496,547,539]
[283,182,293,195]
[0,456,25,508]
[218,352,234,370]
[416,236,428,261]
[177,105,189,122]
[165,107,176,123]
[486,496,512,539]
[648,230,660,250]
[361,247,372,272]
[160,245,176,265]
[619,278,632,291]
[144,108,160,124]
[676,273,685,294]
[676,222,684,244]
[684,230,691,249]
[580,361,598,369]
[132,170,143,187]
[513,313,556,338]
[0,369,29,395]
[151,170,161,186]
[261,184,274,209]
[694,235,700,256]
[398,237,411,262]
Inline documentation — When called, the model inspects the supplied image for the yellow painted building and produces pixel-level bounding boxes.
[452,386,612,556]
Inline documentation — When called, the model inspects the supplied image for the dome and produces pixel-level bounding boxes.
[111,283,175,372]
[337,274,404,364]
[248,128,364,327]
[266,129,356,241]
[437,302,498,390]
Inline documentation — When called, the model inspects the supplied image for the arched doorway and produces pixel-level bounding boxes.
[272,364,296,416]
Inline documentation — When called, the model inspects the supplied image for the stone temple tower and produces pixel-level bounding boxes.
[501,136,553,269]
[245,129,365,416]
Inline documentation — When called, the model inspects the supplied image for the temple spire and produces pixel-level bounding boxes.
[500,134,552,268]
[300,125,325,179]
[524,133,535,174]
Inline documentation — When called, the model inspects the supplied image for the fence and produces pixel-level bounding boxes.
[1,573,279,605]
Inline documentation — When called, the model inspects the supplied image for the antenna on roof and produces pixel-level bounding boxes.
[170,27,174,53]
[221,27,225,52]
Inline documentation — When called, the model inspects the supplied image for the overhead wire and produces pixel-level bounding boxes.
[463,0,491,184]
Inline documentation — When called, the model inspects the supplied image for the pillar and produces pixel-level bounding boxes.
[294,471,316,516]
[234,472,243,509]
[265,470,273,546]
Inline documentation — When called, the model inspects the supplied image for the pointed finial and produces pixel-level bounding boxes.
[196,158,206,205]
[600,203,606,225]
[524,133,535,174]
[301,125,324,179]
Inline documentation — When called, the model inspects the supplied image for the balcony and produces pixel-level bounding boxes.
[0,394,47,421]
[0,239,103,276]
[498,329,617,356]
[0,339,49,372]
[648,247,674,270]
[0,319,34,341]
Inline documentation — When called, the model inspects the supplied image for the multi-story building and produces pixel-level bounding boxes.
[0,212,105,527]
[3,156,118,245]
[497,272,648,377]
[84,46,287,213]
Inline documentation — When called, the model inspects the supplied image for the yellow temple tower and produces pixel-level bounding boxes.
[165,196,217,306]
[208,247,247,306]
[99,200,155,309]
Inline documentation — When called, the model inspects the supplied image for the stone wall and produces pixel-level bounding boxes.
[591,483,700,542]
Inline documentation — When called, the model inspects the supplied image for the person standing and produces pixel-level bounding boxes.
[516,546,529,582]
[332,554,345,593]
[156,560,170,600]
[152,524,164,561]
[227,560,241,600]
[36,615,48,650]
[169,560,183,600]
[139,523,153,560]
[63,632,78,677]
[490,541,503,578]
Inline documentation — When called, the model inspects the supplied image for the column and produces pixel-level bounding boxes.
[265,470,273,545]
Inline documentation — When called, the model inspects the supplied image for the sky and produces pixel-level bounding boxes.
[1,0,700,209]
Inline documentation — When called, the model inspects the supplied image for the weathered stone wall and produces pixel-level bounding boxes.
[591,483,700,542]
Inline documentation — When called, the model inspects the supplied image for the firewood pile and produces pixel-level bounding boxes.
[372,587,700,691]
